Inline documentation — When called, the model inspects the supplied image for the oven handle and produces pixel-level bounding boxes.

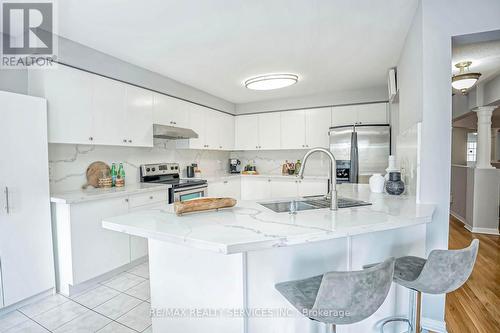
[173,184,208,193]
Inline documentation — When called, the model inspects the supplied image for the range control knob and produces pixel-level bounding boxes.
[146,168,150,172]
[152,167,156,172]
[170,166,174,170]
[175,166,179,170]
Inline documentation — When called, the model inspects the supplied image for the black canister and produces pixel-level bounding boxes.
[385,171,405,195]
[186,165,195,178]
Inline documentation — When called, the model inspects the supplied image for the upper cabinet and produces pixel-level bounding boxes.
[235,113,280,150]
[331,103,388,127]
[152,93,189,128]
[28,65,153,147]
[280,107,331,149]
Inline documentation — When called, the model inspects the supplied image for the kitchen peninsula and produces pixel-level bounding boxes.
[103,184,435,333]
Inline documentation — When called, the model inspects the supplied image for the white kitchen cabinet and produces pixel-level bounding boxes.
[235,113,281,150]
[91,76,127,146]
[208,178,241,199]
[331,103,388,127]
[204,109,221,149]
[183,104,206,149]
[270,178,299,198]
[125,86,153,147]
[219,113,235,150]
[297,179,328,197]
[69,197,130,285]
[28,66,94,144]
[305,108,332,148]
[280,110,306,149]
[258,113,281,150]
[0,92,54,308]
[51,189,168,296]
[241,177,272,200]
[153,93,189,128]
[235,114,259,150]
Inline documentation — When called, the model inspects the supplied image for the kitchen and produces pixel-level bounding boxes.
[0,1,499,333]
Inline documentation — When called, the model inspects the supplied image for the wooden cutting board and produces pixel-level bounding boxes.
[82,161,111,189]
[174,198,237,216]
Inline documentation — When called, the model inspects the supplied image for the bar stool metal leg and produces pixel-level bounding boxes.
[324,323,336,333]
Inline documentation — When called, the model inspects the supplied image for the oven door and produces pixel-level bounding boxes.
[171,185,208,203]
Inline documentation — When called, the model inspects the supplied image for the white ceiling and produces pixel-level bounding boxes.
[57,0,418,104]
[452,38,500,84]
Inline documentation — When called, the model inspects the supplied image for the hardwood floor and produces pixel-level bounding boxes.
[445,216,500,333]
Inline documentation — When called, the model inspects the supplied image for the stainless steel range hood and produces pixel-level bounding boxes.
[153,124,198,140]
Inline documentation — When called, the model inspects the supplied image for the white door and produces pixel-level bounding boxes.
[297,179,328,197]
[204,109,220,150]
[91,76,127,145]
[70,197,130,284]
[235,115,259,150]
[0,92,54,307]
[125,86,153,147]
[270,178,299,198]
[331,105,358,127]
[28,66,94,144]
[356,103,388,125]
[258,113,281,150]
[152,93,189,128]
[280,110,306,149]
[306,108,331,148]
[241,178,272,200]
[187,104,206,149]
[219,113,235,150]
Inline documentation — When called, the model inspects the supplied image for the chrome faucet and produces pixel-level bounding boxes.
[297,147,338,210]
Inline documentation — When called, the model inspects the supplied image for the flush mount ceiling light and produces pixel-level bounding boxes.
[452,61,481,94]
[244,74,298,90]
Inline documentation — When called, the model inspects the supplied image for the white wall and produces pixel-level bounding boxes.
[452,94,469,119]
[397,0,500,326]
[235,86,387,114]
[483,72,500,106]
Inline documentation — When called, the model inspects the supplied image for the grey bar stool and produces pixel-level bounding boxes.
[366,239,479,333]
[275,258,395,332]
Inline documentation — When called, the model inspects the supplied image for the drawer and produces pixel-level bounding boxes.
[128,191,167,208]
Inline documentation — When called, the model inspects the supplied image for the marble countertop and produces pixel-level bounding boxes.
[51,183,169,204]
[102,184,435,254]
[203,173,329,182]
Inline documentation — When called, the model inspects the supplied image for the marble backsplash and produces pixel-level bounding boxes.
[48,143,329,193]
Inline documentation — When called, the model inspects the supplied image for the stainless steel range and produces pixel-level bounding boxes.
[140,163,208,203]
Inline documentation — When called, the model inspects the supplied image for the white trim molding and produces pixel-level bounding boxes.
[466,226,500,235]
[421,317,448,333]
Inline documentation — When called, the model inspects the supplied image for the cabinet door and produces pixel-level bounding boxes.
[91,76,127,145]
[208,181,224,197]
[240,177,271,200]
[280,110,306,149]
[219,113,235,150]
[297,179,328,197]
[258,113,281,150]
[226,178,241,199]
[187,104,206,149]
[356,103,388,125]
[70,197,130,284]
[152,93,189,128]
[125,86,153,147]
[28,66,94,144]
[128,201,165,261]
[331,105,358,127]
[0,92,54,307]
[306,108,331,148]
[235,115,259,150]
[204,109,220,150]
[270,178,299,198]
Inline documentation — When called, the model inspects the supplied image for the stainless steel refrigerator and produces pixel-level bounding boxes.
[329,124,391,183]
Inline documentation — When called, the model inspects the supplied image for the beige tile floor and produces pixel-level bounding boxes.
[0,262,151,333]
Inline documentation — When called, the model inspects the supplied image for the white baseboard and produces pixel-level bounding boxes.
[0,288,54,317]
[449,211,466,224]
[468,227,500,235]
[421,317,448,333]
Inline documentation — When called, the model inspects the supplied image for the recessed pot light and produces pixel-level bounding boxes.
[244,74,298,90]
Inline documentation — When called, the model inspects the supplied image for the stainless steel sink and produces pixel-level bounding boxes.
[259,196,371,213]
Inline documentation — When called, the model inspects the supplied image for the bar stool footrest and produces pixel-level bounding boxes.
[380,316,412,333]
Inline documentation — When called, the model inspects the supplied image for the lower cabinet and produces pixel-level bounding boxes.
[240,177,328,201]
[51,190,167,296]
[208,178,241,199]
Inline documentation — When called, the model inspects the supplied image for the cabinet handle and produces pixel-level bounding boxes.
[125,198,129,202]
[170,121,174,124]
[268,179,271,182]
[89,137,93,141]
[123,139,127,143]
[223,181,228,184]
[128,140,132,143]
[4,187,10,214]
[149,196,153,200]
[173,122,177,125]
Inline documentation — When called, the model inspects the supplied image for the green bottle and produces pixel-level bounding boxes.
[295,160,302,175]
[118,163,125,183]
[111,163,117,186]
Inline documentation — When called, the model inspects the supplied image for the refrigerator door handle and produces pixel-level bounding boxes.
[349,131,359,183]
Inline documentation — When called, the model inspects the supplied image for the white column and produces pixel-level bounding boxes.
[491,128,498,162]
[473,106,496,169]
